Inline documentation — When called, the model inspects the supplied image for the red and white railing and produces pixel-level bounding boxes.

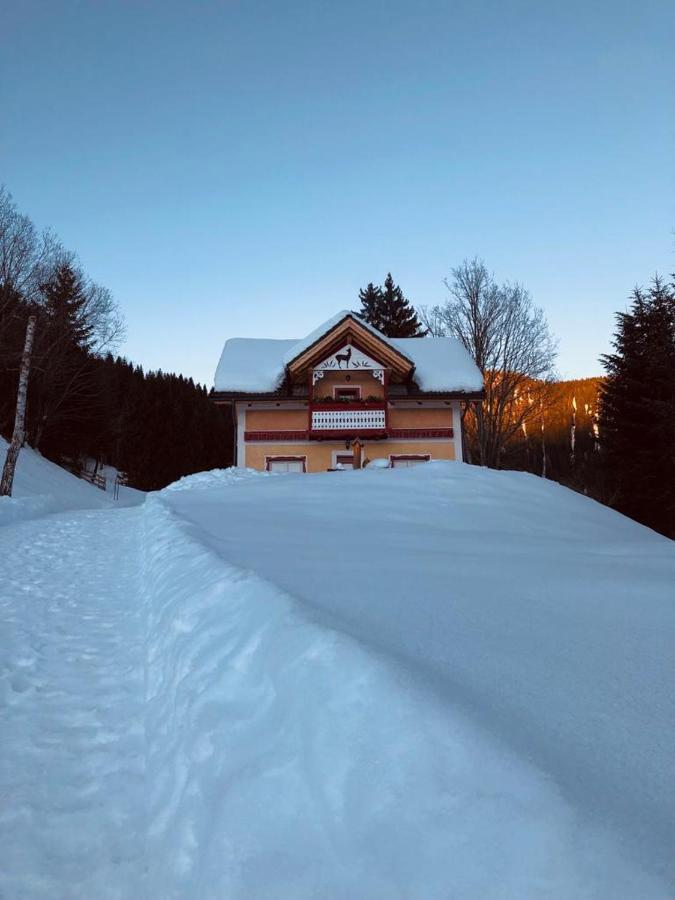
[311,405,386,431]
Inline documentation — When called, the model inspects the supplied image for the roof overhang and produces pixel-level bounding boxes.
[285,313,414,382]
[211,388,485,403]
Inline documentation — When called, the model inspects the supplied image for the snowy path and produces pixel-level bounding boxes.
[0,508,145,900]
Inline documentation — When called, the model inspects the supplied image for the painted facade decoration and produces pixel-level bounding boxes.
[313,344,385,384]
[212,312,484,473]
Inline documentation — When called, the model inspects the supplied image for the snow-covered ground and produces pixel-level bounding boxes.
[0,437,144,526]
[1,454,674,898]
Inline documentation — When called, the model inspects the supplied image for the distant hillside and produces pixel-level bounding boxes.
[501,376,605,498]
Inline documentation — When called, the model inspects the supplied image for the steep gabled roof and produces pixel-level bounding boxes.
[213,311,484,395]
[282,310,413,368]
[284,310,414,380]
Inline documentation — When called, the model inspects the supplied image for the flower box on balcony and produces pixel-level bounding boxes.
[311,400,386,411]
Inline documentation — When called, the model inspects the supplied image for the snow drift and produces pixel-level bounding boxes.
[142,485,671,898]
[2,457,673,897]
[0,437,142,526]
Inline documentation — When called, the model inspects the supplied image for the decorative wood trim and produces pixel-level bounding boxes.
[287,315,413,377]
[388,428,453,439]
[212,389,484,402]
[309,430,388,441]
[244,426,453,442]
[246,430,308,442]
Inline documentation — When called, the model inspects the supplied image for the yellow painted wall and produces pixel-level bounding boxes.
[312,370,385,400]
[244,443,332,472]
[364,440,455,464]
[388,406,453,428]
[245,439,455,471]
[246,408,308,430]
[245,404,452,431]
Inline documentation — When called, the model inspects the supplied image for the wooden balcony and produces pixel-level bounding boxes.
[242,400,454,443]
[309,400,387,439]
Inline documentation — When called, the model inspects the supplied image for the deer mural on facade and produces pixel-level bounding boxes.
[335,347,352,369]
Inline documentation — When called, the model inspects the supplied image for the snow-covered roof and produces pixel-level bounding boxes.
[214,338,297,393]
[214,313,483,394]
[391,336,483,392]
[281,310,411,366]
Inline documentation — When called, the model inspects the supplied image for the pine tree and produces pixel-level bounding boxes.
[599,276,675,537]
[41,263,93,350]
[358,274,425,337]
[28,263,97,450]
[358,282,384,331]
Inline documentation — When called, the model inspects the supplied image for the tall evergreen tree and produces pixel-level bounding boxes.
[599,276,675,537]
[28,263,96,450]
[358,274,425,337]
[379,273,425,337]
[358,282,384,331]
[41,263,93,350]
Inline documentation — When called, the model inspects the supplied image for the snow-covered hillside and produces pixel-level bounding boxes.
[1,461,673,898]
[0,437,143,525]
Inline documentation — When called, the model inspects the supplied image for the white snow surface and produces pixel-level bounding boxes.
[161,466,274,492]
[1,461,674,897]
[213,311,483,393]
[214,337,297,393]
[0,437,143,526]
[392,334,484,391]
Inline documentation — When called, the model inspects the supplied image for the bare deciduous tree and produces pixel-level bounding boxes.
[1,315,37,496]
[421,258,557,469]
[0,187,62,311]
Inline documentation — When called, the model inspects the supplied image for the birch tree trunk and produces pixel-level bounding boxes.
[0,315,37,497]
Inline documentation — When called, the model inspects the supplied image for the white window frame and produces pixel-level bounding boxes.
[265,455,307,473]
[332,385,362,400]
[389,454,431,468]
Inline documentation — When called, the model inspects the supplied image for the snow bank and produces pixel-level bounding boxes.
[140,477,672,897]
[162,462,675,894]
[161,466,272,493]
[0,438,109,526]
[0,438,144,527]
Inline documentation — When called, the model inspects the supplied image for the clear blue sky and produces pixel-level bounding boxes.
[2,0,674,385]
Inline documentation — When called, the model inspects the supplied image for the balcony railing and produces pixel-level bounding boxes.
[310,401,386,432]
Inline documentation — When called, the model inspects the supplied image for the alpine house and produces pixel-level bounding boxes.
[212,311,484,472]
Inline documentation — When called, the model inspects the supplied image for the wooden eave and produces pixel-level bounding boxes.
[211,387,485,403]
[211,391,302,403]
[285,314,414,382]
